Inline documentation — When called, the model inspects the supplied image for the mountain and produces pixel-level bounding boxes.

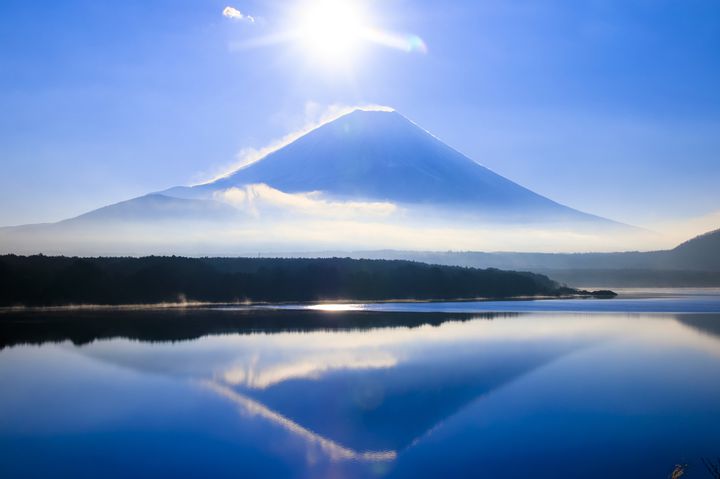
[170,109,613,223]
[668,228,720,270]
[0,108,636,255]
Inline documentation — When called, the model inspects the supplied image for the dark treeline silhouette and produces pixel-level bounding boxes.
[0,255,596,307]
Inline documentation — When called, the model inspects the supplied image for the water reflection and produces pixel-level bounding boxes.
[0,308,486,350]
[1,308,720,478]
[66,314,590,454]
[221,350,398,389]
[202,381,397,461]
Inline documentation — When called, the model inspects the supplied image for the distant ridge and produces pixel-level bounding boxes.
[289,228,720,287]
[669,228,720,270]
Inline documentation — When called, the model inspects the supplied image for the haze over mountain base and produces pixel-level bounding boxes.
[0,195,651,256]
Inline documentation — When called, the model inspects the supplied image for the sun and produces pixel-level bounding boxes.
[294,0,371,65]
[223,1,426,69]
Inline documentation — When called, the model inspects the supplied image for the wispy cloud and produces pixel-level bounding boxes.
[222,6,254,23]
[215,184,398,220]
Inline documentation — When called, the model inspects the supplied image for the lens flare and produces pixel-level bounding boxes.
[225,0,428,69]
[295,0,369,65]
[364,29,428,54]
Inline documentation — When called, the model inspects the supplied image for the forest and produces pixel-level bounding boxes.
[0,255,605,307]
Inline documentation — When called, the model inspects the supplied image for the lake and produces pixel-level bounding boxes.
[1,291,720,478]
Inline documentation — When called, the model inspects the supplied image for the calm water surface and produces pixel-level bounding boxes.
[1,292,720,478]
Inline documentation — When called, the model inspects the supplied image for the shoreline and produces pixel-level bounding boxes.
[0,292,616,314]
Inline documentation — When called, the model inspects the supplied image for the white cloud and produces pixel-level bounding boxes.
[215,184,398,219]
[222,6,254,23]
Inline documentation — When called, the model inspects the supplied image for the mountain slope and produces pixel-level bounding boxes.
[668,228,720,270]
[65,194,240,224]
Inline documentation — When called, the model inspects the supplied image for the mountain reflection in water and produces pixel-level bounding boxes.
[1,306,720,479]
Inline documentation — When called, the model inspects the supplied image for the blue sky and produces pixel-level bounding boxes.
[1,0,719,228]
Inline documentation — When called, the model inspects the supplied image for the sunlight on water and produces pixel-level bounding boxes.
[305,303,367,312]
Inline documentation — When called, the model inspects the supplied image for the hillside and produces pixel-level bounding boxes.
[668,228,720,270]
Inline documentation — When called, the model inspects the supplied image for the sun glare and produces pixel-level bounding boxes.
[295,0,370,65]
[223,1,427,69]
[306,303,366,312]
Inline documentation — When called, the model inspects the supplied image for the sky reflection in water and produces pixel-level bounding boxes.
[1,306,720,478]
